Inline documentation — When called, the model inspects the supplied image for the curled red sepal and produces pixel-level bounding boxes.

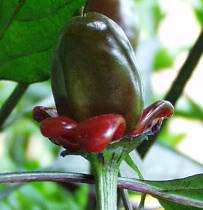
[32,100,173,153]
[130,100,174,137]
[40,116,80,151]
[33,107,126,152]
[40,116,77,138]
[32,106,58,122]
[76,114,126,152]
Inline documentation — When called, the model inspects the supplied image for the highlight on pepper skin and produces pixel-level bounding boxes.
[32,100,174,153]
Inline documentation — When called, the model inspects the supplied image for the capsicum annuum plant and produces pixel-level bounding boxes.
[33,12,173,210]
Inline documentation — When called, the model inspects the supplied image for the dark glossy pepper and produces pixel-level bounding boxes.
[51,12,143,131]
[86,0,139,48]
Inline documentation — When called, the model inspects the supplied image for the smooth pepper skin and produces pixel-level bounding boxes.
[86,0,139,48]
[51,12,143,131]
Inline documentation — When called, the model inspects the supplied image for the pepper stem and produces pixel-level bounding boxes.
[95,163,118,210]
[90,150,124,210]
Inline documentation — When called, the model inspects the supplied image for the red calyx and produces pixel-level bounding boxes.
[40,116,77,138]
[33,100,173,153]
[76,114,126,152]
[38,112,126,153]
[33,106,58,122]
[130,100,174,136]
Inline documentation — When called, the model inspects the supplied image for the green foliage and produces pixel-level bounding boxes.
[194,0,203,27]
[0,183,88,210]
[0,82,88,209]
[151,2,165,31]
[0,1,202,209]
[125,154,143,179]
[0,0,85,83]
[195,8,203,26]
[159,200,202,210]
[0,80,91,209]
[153,48,174,71]
[142,174,203,209]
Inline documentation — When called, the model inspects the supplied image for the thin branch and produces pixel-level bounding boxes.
[138,194,146,210]
[137,30,203,158]
[120,188,133,210]
[125,154,146,210]
[0,0,26,40]
[0,83,29,129]
[165,30,203,105]
[119,171,133,210]
[133,205,161,210]
[0,171,202,208]
[0,171,94,185]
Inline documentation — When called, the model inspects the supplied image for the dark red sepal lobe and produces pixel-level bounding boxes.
[76,114,126,152]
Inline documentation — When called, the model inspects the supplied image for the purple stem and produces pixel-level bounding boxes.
[0,171,202,208]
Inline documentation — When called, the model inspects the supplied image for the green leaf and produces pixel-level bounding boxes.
[0,0,85,83]
[159,199,202,210]
[0,0,18,28]
[121,173,203,209]
[125,153,144,179]
[153,48,174,71]
[142,174,203,209]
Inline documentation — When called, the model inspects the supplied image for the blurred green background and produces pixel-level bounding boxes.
[0,0,202,209]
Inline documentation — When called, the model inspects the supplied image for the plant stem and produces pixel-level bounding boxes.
[119,187,133,210]
[125,153,146,209]
[138,194,146,210]
[0,171,202,208]
[90,153,120,210]
[119,170,133,210]
[165,30,203,105]
[137,30,203,158]
[0,83,28,129]
[95,165,118,210]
